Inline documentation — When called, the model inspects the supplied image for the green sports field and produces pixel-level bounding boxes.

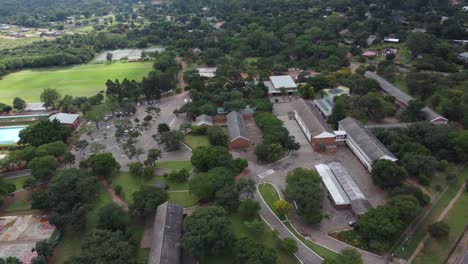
[0,62,154,103]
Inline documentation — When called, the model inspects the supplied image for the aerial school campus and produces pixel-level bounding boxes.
[0,0,468,264]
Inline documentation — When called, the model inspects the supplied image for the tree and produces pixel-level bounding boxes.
[130,186,168,217]
[371,160,408,189]
[159,130,184,151]
[106,52,113,62]
[357,206,402,244]
[144,148,161,166]
[34,240,53,257]
[37,141,67,157]
[207,126,228,146]
[85,104,108,129]
[0,179,15,206]
[40,88,61,109]
[97,203,129,232]
[157,123,170,133]
[18,119,71,146]
[30,257,47,264]
[238,178,256,199]
[450,131,468,161]
[129,162,143,178]
[274,199,292,216]
[428,221,450,238]
[12,97,26,111]
[63,152,76,167]
[282,238,298,255]
[387,195,421,223]
[285,168,323,224]
[183,207,235,257]
[166,169,190,183]
[238,199,260,220]
[245,219,265,235]
[67,230,135,264]
[87,153,120,179]
[406,32,437,56]
[215,183,239,211]
[401,100,425,122]
[190,146,236,172]
[0,257,21,264]
[29,155,59,181]
[233,238,277,264]
[189,167,235,201]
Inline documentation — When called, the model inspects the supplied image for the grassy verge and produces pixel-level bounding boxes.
[184,133,210,149]
[202,212,299,264]
[5,175,33,190]
[396,167,468,259]
[155,160,193,171]
[168,191,199,208]
[3,194,30,212]
[413,186,468,263]
[258,183,339,260]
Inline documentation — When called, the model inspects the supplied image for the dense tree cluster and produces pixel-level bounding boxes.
[18,119,71,147]
[285,168,323,224]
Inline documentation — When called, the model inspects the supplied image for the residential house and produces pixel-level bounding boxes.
[195,114,213,127]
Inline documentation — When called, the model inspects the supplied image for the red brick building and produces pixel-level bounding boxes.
[227,111,250,149]
[48,113,80,130]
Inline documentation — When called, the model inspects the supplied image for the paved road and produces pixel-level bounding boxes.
[255,189,323,264]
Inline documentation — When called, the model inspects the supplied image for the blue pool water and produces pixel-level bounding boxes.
[0,126,27,144]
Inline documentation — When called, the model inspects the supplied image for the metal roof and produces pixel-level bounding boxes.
[313,98,334,117]
[48,113,79,125]
[195,114,213,125]
[226,111,249,141]
[339,117,397,162]
[364,71,447,123]
[315,164,350,206]
[269,75,297,89]
[148,202,184,264]
[292,99,331,137]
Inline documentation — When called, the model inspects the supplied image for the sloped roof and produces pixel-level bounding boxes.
[49,113,79,125]
[148,202,184,264]
[195,114,213,125]
[315,164,350,206]
[364,71,447,123]
[338,117,397,162]
[292,99,331,137]
[226,111,249,141]
[270,75,297,89]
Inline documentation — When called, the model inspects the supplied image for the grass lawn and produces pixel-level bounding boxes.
[258,183,285,220]
[155,160,193,171]
[413,188,468,263]
[5,175,33,190]
[0,36,44,50]
[3,194,30,212]
[396,167,468,259]
[0,61,154,103]
[184,133,210,149]
[168,191,199,208]
[202,212,299,264]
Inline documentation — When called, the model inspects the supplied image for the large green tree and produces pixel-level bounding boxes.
[40,88,61,109]
[189,166,235,202]
[86,153,120,179]
[18,120,71,146]
[183,207,235,257]
[130,186,168,217]
[97,203,129,232]
[233,238,277,264]
[371,160,408,189]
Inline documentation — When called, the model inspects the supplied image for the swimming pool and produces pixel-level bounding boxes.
[0,126,27,144]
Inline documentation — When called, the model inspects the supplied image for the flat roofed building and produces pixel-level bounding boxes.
[364,71,447,124]
[315,164,351,209]
[48,113,80,129]
[197,67,217,78]
[195,114,213,127]
[148,202,184,264]
[226,111,250,149]
[338,117,397,172]
[264,75,297,95]
[292,99,336,152]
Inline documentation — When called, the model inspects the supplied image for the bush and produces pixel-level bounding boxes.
[191,125,207,135]
[428,221,449,238]
[114,185,122,195]
[245,219,265,235]
[238,199,260,220]
[282,238,298,255]
[166,169,190,183]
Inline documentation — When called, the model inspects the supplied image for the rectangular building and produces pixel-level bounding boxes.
[226,111,250,149]
[315,164,351,209]
[48,113,80,129]
[338,117,397,172]
[264,75,297,95]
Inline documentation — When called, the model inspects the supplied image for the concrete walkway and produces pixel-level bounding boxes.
[255,187,323,264]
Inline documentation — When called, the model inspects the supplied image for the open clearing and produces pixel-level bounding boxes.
[0,61,154,103]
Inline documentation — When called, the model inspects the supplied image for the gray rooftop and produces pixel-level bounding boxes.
[364,71,447,123]
[226,111,249,141]
[315,164,350,206]
[292,99,331,137]
[48,113,79,124]
[195,114,213,125]
[339,117,397,162]
[458,52,468,58]
[313,98,334,117]
[270,75,297,89]
[148,202,184,264]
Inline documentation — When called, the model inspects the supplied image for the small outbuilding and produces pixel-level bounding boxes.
[226,111,250,149]
[48,113,80,129]
[361,51,377,57]
[195,114,213,127]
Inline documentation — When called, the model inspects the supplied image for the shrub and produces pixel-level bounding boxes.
[190,125,207,135]
[114,185,122,195]
[238,199,260,220]
[282,238,298,255]
[428,221,449,238]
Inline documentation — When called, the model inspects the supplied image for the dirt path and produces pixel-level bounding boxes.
[100,180,129,210]
[408,182,466,263]
[175,57,188,89]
